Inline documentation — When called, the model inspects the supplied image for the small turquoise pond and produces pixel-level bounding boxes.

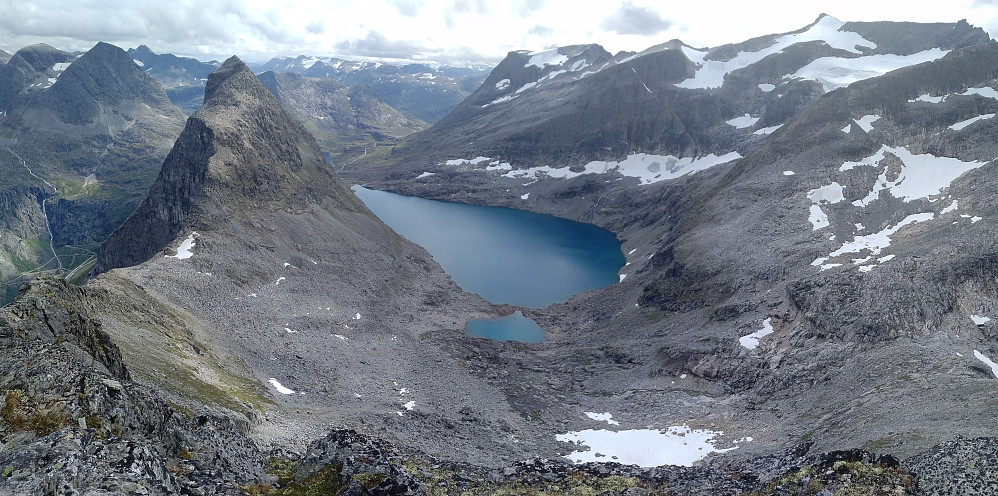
[465,311,545,343]
[353,186,625,341]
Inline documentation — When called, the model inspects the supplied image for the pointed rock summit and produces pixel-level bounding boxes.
[94,56,367,274]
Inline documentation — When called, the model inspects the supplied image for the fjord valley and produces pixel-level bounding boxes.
[4,13,998,495]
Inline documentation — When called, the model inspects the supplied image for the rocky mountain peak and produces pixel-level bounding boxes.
[42,41,171,125]
[6,43,74,74]
[93,55,358,273]
[202,56,267,106]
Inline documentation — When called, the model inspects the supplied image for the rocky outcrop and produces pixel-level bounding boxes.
[0,276,268,495]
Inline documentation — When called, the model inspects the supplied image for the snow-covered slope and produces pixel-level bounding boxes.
[365,15,987,196]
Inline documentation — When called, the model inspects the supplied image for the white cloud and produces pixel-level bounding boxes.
[0,0,990,66]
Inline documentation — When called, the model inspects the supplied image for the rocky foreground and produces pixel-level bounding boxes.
[0,276,992,495]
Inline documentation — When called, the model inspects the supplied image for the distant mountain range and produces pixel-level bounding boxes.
[125,46,492,124]
[251,55,490,123]
[127,45,220,114]
[258,71,427,167]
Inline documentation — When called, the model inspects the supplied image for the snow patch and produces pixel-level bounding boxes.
[829,212,935,257]
[165,232,198,260]
[495,78,510,90]
[503,152,741,186]
[783,170,796,176]
[941,200,959,214]
[842,146,986,206]
[855,115,880,133]
[726,114,759,129]
[909,94,944,103]
[677,16,875,89]
[962,87,998,100]
[52,62,71,72]
[526,49,568,68]
[809,205,829,230]
[808,182,846,204]
[753,125,782,135]
[585,412,621,426]
[974,350,998,378]
[758,83,776,92]
[739,318,774,350]
[556,425,740,467]
[269,378,295,395]
[520,192,529,200]
[402,400,415,411]
[949,113,995,131]
[787,48,949,92]
[807,182,845,230]
[417,172,436,179]
[972,315,991,325]
[841,124,852,133]
[446,156,492,166]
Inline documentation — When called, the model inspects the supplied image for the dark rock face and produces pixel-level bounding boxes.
[39,41,171,126]
[93,116,214,273]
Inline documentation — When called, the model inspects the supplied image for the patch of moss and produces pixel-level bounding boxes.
[266,457,298,486]
[270,463,345,496]
[352,472,387,489]
[1,389,71,437]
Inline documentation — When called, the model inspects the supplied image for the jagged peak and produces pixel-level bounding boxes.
[202,55,275,109]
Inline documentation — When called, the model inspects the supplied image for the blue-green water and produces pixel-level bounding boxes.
[353,186,625,341]
[465,311,545,343]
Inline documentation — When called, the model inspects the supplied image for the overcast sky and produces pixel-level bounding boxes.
[1,0,996,66]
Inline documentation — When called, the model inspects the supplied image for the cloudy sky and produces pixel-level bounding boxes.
[1,0,996,65]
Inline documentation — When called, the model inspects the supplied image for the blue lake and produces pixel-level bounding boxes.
[353,186,625,340]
